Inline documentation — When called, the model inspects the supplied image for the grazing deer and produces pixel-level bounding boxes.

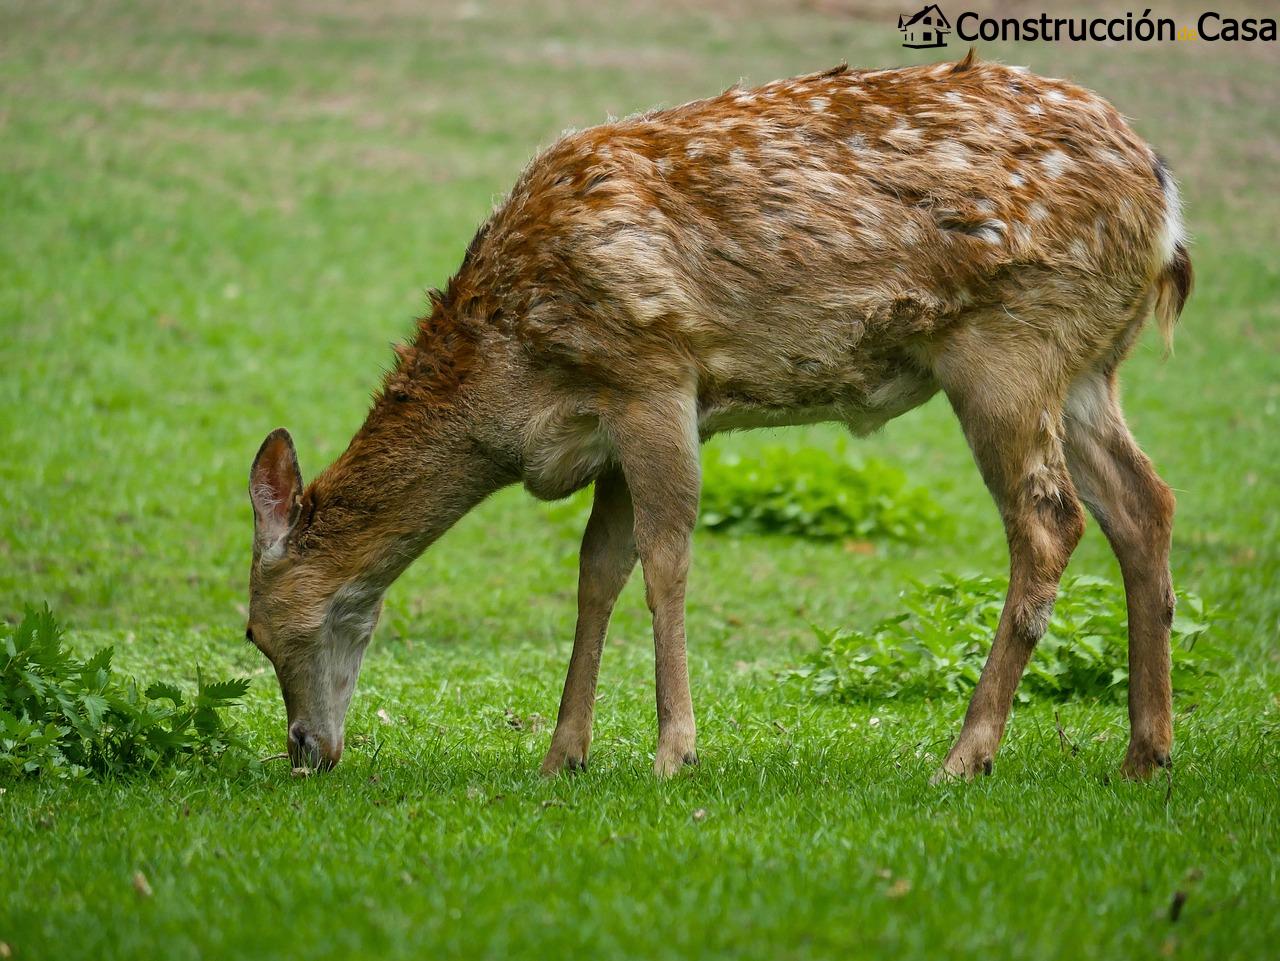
[245,52,1192,780]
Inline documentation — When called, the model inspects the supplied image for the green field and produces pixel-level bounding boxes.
[2,1,1278,958]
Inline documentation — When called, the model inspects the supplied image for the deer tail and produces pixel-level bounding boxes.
[1153,242,1193,354]
[1151,154,1193,355]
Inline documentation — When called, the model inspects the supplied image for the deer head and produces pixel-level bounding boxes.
[245,428,382,770]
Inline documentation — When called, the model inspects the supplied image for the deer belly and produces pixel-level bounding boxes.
[698,366,938,438]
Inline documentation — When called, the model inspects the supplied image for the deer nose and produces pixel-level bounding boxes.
[287,722,322,769]
[287,722,342,771]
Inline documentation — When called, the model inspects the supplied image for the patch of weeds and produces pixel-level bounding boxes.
[698,445,947,542]
[786,574,1221,703]
[1,605,256,780]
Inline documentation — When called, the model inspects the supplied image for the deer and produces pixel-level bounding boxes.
[245,51,1192,782]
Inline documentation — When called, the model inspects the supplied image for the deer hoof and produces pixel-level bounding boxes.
[1120,743,1171,781]
[653,743,699,778]
[932,748,994,784]
[540,731,591,777]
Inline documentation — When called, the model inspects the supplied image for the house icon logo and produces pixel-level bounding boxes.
[898,4,951,48]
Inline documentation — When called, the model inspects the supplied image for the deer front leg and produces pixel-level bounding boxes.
[936,357,1086,780]
[541,470,637,776]
[607,391,701,778]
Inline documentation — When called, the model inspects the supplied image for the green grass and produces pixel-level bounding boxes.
[2,1,1278,958]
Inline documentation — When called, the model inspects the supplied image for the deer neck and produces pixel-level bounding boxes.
[300,406,508,595]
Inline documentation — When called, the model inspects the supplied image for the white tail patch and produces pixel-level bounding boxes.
[1154,161,1186,269]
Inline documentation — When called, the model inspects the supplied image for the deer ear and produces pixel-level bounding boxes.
[249,428,303,546]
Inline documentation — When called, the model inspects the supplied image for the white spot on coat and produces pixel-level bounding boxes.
[932,141,971,170]
[971,220,1007,245]
[1039,149,1071,179]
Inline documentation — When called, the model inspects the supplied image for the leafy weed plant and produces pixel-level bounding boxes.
[787,574,1220,703]
[699,445,947,542]
[1,605,255,780]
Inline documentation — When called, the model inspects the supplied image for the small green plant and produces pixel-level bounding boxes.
[786,574,1220,703]
[540,443,948,543]
[699,445,946,542]
[1,605,255,780]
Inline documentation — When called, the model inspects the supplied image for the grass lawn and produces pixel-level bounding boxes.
[1,1,1278,958]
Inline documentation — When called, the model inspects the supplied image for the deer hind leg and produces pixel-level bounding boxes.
[541,469,637,776]
[934,342,1086,780]
[603,390,701,778]
[1064,368,1176,780]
